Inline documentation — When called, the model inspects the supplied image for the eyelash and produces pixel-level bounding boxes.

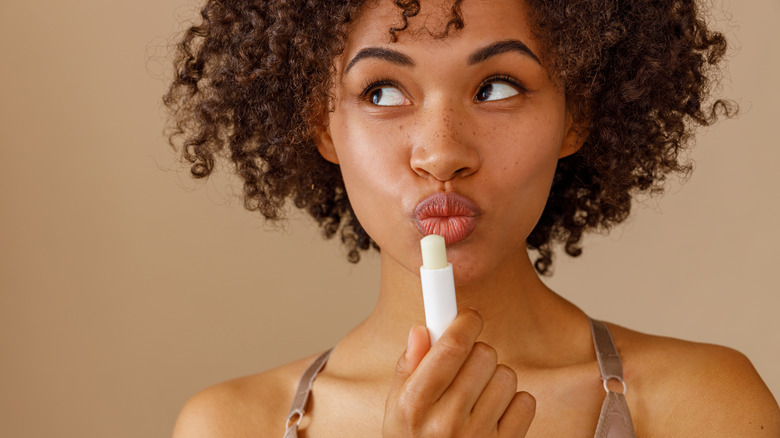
[359,74,528,102]
[360,78,398,100]
[478,74,528,94]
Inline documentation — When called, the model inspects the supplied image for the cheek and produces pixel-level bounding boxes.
[333,116,406,191]
[481,111,565,225]
[330,115,411,240]
[491,110,563,180]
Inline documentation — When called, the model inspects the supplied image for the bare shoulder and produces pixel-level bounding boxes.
[606,323,780,437]
[171,351,326,438]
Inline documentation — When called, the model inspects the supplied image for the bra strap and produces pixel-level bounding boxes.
[283,349,333,438]
[589,318,624,384]
[589,318,636,438]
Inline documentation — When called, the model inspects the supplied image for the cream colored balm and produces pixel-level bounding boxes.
[419,234,458,345]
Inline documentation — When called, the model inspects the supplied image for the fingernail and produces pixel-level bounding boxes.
[405,326,414,358]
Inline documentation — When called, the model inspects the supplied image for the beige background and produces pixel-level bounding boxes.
[0,0,777,437]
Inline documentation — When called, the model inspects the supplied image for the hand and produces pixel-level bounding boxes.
[383,308,535,437]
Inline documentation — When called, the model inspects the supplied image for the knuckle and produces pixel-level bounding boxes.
[396,390,425,424]
[427,414,457,437]
[495,364,518,388]
[395,355,407,376]
[514,391,537,416]
[437,335,472,360]
[472,342,498,363]
[462,307,484,330]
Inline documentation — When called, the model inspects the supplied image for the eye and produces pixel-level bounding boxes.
[368,86,410,106]
[475,82,520,103]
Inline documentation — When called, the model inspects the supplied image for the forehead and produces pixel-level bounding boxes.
[341,0,540,63]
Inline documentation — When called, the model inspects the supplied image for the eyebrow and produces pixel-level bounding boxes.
[344,38,541,74]
[345,47,415,73]
[467,39,541,65]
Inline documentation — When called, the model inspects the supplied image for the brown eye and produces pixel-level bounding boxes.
[368,86,409,106]
[370,89,383,105]
[475,83,519,102]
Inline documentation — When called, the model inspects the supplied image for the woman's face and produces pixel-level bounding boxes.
[317,0,580,284]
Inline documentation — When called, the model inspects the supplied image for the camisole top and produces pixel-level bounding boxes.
[283,318,636,438]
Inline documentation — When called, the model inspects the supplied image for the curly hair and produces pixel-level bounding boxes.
[163,0,734,274]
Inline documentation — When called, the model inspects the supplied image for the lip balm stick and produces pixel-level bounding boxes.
[419,234,458,345]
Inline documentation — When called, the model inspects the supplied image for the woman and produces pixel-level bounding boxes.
[164,0,780,436]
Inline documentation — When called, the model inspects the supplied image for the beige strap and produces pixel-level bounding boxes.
[590,318,624,383]
[589,318,636,438]
[283,349,332,438]
[594,392,637,438]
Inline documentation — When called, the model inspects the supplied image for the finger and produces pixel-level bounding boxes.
[438,342,497,414]
[497,391,536,437]
[403,308,484,406]
[387,325,430,404]
[406,324,431,370]
[471,364,518,428]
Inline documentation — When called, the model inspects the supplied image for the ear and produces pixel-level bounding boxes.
[559,110,588,159]
[314,123,339,164]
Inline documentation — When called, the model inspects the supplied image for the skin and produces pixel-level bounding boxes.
[172,0,780,436]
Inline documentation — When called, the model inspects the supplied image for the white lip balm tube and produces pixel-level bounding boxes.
[419,234,458,346]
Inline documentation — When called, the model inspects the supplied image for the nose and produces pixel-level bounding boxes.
[409,103,480,182]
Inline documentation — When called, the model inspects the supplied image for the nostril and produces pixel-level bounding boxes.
[451,168,466,178]
[430,167,470,182]
[453,166,475,178]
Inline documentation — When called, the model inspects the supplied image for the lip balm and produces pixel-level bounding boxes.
[420,234,458,345]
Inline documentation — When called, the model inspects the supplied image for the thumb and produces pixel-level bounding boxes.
[384,326,431,427]
[390,325,431,391]
[404,325,431,372]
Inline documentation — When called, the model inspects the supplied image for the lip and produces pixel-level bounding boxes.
[414,192,481,245]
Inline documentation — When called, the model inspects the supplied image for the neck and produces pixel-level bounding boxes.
[331,246,589,380]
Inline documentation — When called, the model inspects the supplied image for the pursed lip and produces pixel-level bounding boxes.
[413,192,481,245]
